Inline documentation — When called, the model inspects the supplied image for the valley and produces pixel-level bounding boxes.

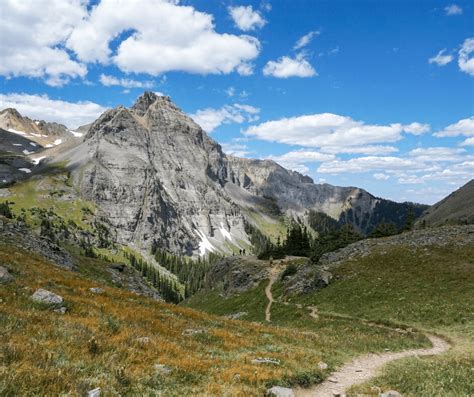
[0,93,472,396]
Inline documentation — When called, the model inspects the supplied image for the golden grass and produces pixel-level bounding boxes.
[1,243,329,396]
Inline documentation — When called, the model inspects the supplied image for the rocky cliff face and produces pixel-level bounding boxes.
[63,92,249,256]
[36,92,426,256]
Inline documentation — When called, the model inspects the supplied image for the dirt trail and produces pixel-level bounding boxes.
[265,265,282,322]
[294,334,450,396]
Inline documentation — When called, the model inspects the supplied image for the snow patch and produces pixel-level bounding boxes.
[31,133,41,137]
[54,139,62,145]
[32,156,46,165]
[45,144,53,148]
[196,230,216,256]
[30,142,37,147]
[35,121,40,125]
[8,128,26,136]
[68,129,83,137]
[22,149,33,155]
[220,222,232,240]
[13,144,22,146]
[18,168,31,173]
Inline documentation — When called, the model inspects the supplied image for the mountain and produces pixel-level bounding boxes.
[416,179,474,227]
[0,108,78,147]
[41,92,426,257]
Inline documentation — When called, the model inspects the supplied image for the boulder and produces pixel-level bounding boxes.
[31,289,63,306]
[267,386,294,397]
[89,287,104,294]
[0,266,13,283]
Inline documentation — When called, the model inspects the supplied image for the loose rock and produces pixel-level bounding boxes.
[0,266,13,283]
[53,306,67,314]
[31,289,63,306]
[89,287,104,294]
[380,391,402,397]
[266,386,294,397]
[318,361,328,370]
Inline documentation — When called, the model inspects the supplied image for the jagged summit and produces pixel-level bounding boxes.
[131,91,173,116]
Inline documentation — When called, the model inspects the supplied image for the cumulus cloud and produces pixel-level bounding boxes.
[373,173,390,180]
[294,31,320,50]
[434,116,474,137]
[99,74,154,89]
[461,137,474,146]
[228,5,266,31]
[220,142,252,157]
[428,49,453,66]
[445,4,463,15]
[1,0,261,84]
[317,156,427,174]
[408,147,466,162]
[458,38,474,76]
[266,150,335,174]
[0,0,87,86]
[402,122,431,135]
[0,93,107,129]
[320,145,399,155]
[190,104,260,132]
[244,113,428,148]
[263,53,316,78]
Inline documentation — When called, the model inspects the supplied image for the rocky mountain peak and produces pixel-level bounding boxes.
[0,108,22,119]
[131,91,174,117]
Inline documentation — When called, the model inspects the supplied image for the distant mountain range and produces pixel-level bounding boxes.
[0,92,440,256]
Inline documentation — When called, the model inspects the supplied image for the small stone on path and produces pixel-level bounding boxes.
[267,386,294,397]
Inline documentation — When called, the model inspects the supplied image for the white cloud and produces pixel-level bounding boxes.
[2,0,261,84]
[408,147,466,162]
[190,104,260,132]
[294,31,320,50]
[445,4,463,15]
[267,150,335,174]
[320,145,399,155]
[99,74,154,89]
[263,53,316,78]
[373,173,390,180]
[428,49,453,66]
[0,0,87,86]
[402,122,431,135]
[0,92,107,129]
[317,156,427,174]
[458,38,474,76]
[461,137,474,146]
[434,116,474,137]
[244,113,428,148]
[221,142,251,157]
[228,5,266,31]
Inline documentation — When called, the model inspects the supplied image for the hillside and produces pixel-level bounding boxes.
[0,216,427,396]
[416,179,474,227]
[187,225,474,396]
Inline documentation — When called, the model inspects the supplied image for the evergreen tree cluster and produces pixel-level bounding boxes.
[257,223,312,259]
[125,251,183,303]
[0,201,14,219]
[311,224,363,263]
[152,245,224,298]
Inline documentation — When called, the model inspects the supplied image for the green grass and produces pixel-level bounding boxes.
[289,244,474,396]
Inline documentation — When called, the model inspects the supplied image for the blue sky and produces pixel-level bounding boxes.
[0,0,473,204]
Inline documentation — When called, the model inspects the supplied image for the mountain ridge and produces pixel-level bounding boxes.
[1,92,428,256]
